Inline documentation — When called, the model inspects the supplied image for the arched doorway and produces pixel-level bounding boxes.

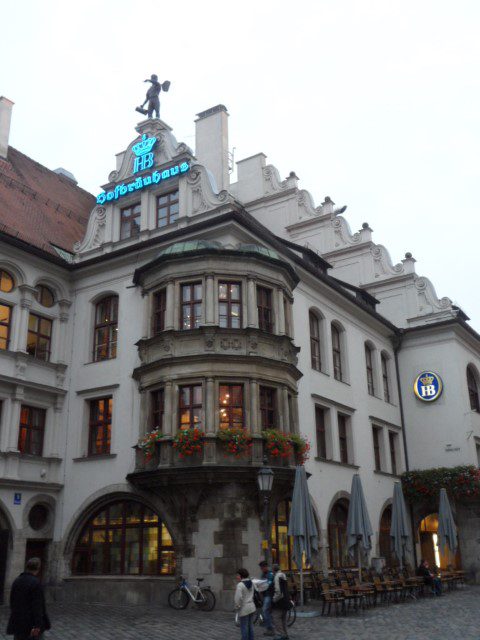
[71,499,176,576]
[379,505,393,566]
[418,513,461,570]
[271,499,294,570]
[0,507,11,604]
[328,499,352,568]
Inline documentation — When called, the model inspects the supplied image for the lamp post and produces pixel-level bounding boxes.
[257,457,274,565]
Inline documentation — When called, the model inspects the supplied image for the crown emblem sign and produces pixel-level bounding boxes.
[420,374,434,386]
[132,134,157,157]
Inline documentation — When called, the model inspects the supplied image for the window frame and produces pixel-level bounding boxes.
[34,284,55,308]
[18,405,46,456]
[259,385,277,431]
[372,426,382,471]
[467,366,480,412]
[0,269,15,293]
[88,397,113,456]
[27,312,52,362]
[0,302,12,350]
[120,202,141,240]
[365,343,375,396]
[178,384,203,430]
[382,353,391,403]
[389,431,398,475]
[331,324,343,381]
[315,406,327,459]
[180,282,203,330]
[151,388,165,431]
[338,413,349,464]
[156,190,179,228]
[218,281,242,329]
[93,295,118,362]
[257,286,273,333]
[309,311,321,371]
[152,288,167,335]
[219,383,244,430]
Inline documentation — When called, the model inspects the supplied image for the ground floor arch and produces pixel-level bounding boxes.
[379,504,393,566]
[418,512,461,570]
[328,498,352,568]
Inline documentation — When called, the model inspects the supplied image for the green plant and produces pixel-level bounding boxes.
[173,427,205,459]
[289,433,311,465]
[138,429,164,461]
[401,465,480,501]
[262,429,293,460]
[218,427,253,457]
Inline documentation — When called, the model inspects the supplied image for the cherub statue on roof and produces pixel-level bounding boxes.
[135,75,171,119]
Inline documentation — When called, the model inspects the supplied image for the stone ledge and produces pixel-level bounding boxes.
[314,457,359,470]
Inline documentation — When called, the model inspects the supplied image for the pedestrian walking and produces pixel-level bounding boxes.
[271,563,289,640]
[6,557,51,640]
[234,568,256,640]
[258,560,275,636]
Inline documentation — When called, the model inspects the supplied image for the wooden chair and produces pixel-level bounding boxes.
[320,582,346,616]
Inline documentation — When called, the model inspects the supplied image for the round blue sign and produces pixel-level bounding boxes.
[413,371,443,402]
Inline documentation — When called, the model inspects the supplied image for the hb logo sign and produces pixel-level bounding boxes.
[414,371,443,402]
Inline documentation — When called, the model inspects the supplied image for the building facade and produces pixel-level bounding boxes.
[0,95,479,606]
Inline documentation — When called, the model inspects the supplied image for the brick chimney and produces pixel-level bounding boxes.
[0,97,14,160]
[195,105,229,192]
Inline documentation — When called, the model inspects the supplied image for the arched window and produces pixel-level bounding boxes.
[34,284,55,308]
[331,324,343,381]
[0,269,14,293]
[309,311,321,371]
[379,505,393,565]
[93,296,118,361]
[467,366,479,412]
[72,499,175,576]
[365,343,375,395]
[381,353,391,403]
[328,499,351,568]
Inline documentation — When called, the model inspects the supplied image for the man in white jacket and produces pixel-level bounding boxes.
[234,568,256,640]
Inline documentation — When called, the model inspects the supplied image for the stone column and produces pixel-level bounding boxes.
[276,288,285,335]
[250,380,259,434]
[55,300,71,364]
[291,393,299,434]
[7,389,23,452]
[206,377,215,435]
[44,397,63,458]
[165,280,175,330]
[282,387,290,433]
[247,277,257,328]
[14,285,35,352]
[205,275,215,325]
[163,380,173,436]
[171,385,178,435]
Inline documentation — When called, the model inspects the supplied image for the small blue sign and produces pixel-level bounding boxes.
[14,492,21,505]
[414,371,443,402]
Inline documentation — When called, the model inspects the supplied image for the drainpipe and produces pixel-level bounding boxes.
[393,331,418,567]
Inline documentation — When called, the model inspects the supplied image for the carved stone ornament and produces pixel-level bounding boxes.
[74,207,107,254]
[185,164,233,216]
[370,245,406,279]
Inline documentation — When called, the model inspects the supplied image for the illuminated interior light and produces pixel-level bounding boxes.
[432,533,441,568]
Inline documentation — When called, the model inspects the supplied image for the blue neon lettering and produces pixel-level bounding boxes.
[96,161,190,204]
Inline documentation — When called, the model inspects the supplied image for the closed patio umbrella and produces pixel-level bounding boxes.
[437,488,458,560]
[288,465,319,606]
[346,474,373,575]
[390,482,411,569]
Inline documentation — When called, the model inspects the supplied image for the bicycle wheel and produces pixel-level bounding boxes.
[168,588,189,609]
[198,588,216,611]
[286,602,296,627]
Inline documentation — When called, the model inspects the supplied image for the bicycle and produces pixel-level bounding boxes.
[235,599,296,627]
[168,576,216,611]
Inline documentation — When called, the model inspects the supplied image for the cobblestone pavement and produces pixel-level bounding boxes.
[0,586,479,640]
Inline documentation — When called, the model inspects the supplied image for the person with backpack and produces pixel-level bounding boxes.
[271,563,289,640]
[234,568,256,640]
[258,560,275,636]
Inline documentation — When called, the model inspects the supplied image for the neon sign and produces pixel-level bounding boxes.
[132,134,157,174]
[96,161,190,205]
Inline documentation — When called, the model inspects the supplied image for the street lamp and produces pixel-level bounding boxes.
[257,457,274,565]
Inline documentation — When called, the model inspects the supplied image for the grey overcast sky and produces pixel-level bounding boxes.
[2,0,479,329]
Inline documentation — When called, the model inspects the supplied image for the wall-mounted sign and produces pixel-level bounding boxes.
[414,371,443,402]
[96,160,190,205]
[132,134,157,174]
[14,492,21,505]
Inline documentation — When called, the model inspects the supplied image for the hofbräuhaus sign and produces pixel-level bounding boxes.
[413,371,443,402]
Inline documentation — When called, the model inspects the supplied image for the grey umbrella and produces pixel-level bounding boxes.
[437,488,458,561]
[346,474,373,575]
[288,465,319,606]
[390,482,411,569]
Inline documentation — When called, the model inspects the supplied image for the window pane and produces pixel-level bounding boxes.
[91,530,107,574]
[125,501,143,524]
[93,510,107,526]
[0,270,14,292]
[28,315,38,332]
[124,527,141,575]
[109,529,123,575]
[143,527,158,575]
[219,284,227,300]
[192,386,202,405]
[160,550,176,575]
[182,286,191,302]
[144,509,159,524]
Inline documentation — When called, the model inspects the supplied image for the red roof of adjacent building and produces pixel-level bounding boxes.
[0,146,94,258]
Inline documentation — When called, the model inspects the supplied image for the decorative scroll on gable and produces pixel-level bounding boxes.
[184,164,235,216]
[370,244,406,278]
[73,206,106,254]
[414,276,453,316]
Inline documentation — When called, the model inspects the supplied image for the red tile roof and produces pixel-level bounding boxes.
[0,146,95,257]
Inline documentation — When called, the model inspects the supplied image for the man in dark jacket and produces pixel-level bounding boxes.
[7,557,51,639]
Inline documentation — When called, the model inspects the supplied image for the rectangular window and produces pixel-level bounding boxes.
[365,346,375,395]
[88,397,112,456]
[18,405,46,456]
[338,414,349,464]
[332,326,342,381]
[218,282,242,328]
[219,384,244,429]
[180,282,202,330]
[93,296,118,361]
[120,203,141,240]
[27,313,52,361]
[156,190,179,227]
[372,426,382,471]
[178,384,203,430]
[382,355,391,403]
[310,312,321,371]
[389,431,398,475]
[0,303,12,350]
[257,286,273,332]
[476,442,480,468]
[153,289,166,335]
[151,388,164,431]
[315,406,327,459]
[259,386,276,430]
